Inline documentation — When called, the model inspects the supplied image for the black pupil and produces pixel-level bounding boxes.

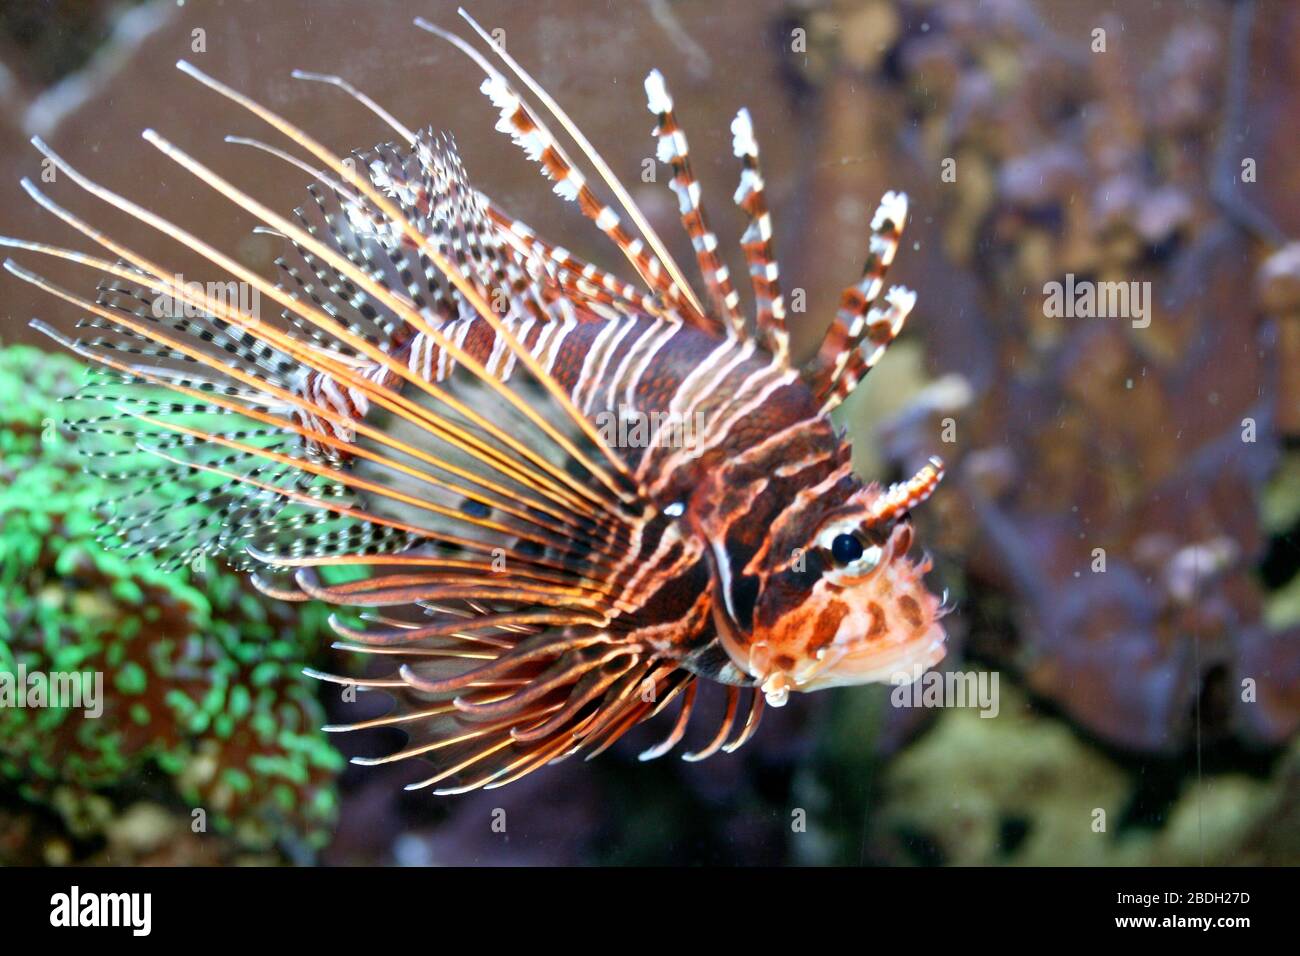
[831,533,864,565]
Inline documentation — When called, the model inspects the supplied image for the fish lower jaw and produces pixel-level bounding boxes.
[796,623,947,692]
[759,673,793,707]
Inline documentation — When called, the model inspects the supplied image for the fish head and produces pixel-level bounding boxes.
[703,457,948,707]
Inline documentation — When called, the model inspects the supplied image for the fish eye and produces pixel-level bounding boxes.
[831,533,864,565]
[817,523,883,577]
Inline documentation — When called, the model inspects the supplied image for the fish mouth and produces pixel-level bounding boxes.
[711,596,947,705]
[793,622,947,693]
[702,527,949,703]
[789,545,950,692]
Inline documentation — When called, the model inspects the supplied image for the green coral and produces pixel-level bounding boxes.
[0,344,344,855]
[867,683,1288,865]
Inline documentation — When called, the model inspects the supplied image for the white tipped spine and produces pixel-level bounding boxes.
[644,68,673,114]
[872,190,909,232]
[885,284,917,319]
[730,108,758,159]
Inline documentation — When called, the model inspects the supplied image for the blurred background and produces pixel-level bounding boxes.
[1,0,1298,865]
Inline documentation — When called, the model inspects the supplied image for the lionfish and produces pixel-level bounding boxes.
[4,11,947,793]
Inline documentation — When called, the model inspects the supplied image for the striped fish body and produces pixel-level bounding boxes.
[9,13,949,792]
[358,306,849,686]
